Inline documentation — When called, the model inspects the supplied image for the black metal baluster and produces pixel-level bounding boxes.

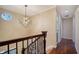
[27,39,28,53]
[29,39,33,54]
[7,44,9,54]
[37,39,39,54]
[22,41,24,54]
[35,41,36,54]
[16,42,18,54]
[29,38,33,54]
[22,41,24,49]
[34,37,37,54]
[36,41,37,54]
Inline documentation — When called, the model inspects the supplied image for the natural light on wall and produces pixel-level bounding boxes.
[1,12,12,21]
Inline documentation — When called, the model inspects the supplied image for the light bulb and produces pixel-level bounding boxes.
[64,10,69,17]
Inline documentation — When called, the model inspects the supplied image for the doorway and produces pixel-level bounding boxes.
[55,15,77,54]
[62,18,73,40]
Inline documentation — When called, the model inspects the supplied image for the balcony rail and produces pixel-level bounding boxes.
[0,31,47,54]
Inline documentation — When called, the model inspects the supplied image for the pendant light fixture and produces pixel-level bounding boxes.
[24,5,30,25]
[25,5,27,21]
[19,5,30,27]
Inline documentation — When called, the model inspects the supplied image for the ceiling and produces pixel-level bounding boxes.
[0,5,55,17]
[56,5,78,19]
[0,5,78,19]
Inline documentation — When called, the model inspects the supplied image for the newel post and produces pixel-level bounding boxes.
[42,31,47,54]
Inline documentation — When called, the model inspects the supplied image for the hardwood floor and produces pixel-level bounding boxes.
[48,39,77,54]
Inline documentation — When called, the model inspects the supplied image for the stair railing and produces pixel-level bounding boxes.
[0,31,47,54]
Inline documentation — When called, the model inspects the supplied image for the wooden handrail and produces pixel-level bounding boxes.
[0,31,47,54]
[0,34,43,46]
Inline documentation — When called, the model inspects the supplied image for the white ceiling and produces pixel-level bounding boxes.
[56,5,78,19]
[0,5,78,19]
[0,5,55,17]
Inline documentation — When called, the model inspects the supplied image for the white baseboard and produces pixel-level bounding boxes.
[62,37,72,39]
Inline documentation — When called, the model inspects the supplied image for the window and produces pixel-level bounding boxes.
[1,12,12,21]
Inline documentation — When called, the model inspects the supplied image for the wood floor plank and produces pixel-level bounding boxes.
[48,39,77,54]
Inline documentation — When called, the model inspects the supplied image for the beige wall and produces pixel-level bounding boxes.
[75,9,79,53]
[0,8,31,53]
[0,8,32,41]
[62,18,73,39]
[28,8,57,51]
[0,8,57,53]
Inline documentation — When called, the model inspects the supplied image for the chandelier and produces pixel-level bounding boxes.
[24,5,30,25]
[25,5,27,21]
[19,5,30,27]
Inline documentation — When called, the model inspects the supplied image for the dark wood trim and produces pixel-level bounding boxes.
[0,31,47,54]
[27,39,28,53]
[0,34,43,46]
[22,41,24,54]
[7,44,9,54]
[16,42,18,54]
[42,31,47,54]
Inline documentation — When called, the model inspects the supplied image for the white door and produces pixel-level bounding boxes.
[62,19,73,39]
